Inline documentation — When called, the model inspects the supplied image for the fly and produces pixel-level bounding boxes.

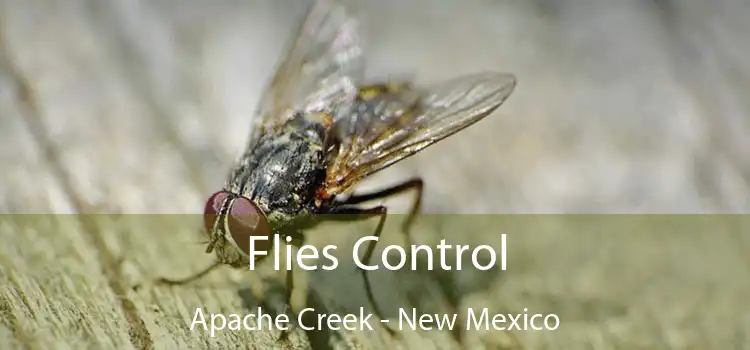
[155,0,516,338]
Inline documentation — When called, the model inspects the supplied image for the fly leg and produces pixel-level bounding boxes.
[339,178,423,247]
[156,261,223,285]
[276,265,295,342]
[326,205,397,335]
[340,179,423,233]
[277,234,302,343]
[133,261,223,290]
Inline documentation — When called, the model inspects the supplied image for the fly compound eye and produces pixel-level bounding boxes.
[227,196,272,259]
[204,191,231,235]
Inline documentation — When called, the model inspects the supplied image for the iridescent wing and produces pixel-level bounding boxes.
[322,72,517,197]
[246,0,364,149]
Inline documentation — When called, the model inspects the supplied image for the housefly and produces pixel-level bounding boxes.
[157,0,516,336]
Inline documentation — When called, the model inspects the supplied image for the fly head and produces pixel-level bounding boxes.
[204,190,273,266]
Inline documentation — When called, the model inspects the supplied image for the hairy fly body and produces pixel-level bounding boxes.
[204,113,328,268]
[155,0,517,338]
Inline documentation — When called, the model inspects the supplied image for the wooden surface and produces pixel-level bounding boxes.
[1,0,750,349]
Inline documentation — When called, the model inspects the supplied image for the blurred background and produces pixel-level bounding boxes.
[1,0,750,349]
[3,0,750,215]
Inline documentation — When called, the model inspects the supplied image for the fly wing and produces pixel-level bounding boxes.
[323,72,517,196]
[246,0,364,149]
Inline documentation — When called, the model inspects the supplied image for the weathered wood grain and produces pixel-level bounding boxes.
[1,0,750,349]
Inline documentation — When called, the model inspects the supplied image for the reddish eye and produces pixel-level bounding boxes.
[227,196,272,258]
[204,191,231,235]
